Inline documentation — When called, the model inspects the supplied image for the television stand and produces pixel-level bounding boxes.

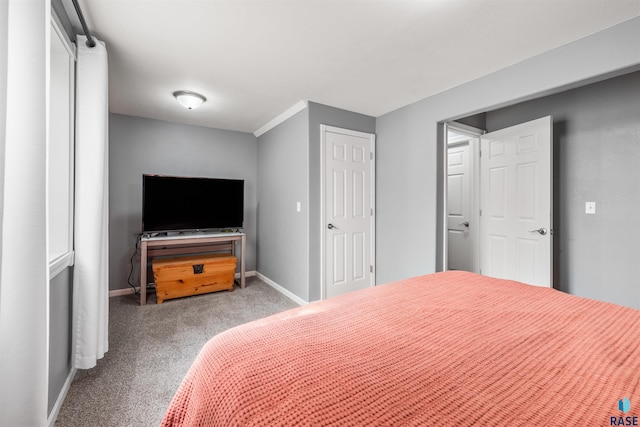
[139,232,246,305]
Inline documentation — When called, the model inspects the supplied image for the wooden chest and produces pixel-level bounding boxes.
[152,254,237,304]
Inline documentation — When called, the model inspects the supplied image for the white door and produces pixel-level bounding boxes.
[447,143,473,271]
[479,116,552,287]
[322,125,375,299]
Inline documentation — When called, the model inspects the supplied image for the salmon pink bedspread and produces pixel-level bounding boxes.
[161,271,640,426]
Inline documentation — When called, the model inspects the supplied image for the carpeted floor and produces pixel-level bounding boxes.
[54,276,299,426]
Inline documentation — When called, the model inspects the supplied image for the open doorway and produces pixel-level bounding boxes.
[445,122,482,273]
[443,117,553,288]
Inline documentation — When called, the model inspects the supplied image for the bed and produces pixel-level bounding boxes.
[161,271,640,426]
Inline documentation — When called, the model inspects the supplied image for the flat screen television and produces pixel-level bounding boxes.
[142,174,244,233]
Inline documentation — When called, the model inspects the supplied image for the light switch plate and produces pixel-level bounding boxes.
[585,202,596,214]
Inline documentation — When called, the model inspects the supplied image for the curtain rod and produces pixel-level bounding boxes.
[70,0,96,48]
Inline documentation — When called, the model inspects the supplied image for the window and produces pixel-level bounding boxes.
[48,15,75,278]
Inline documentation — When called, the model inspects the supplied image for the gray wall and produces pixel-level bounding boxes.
[484,71,640,309]
[49,267,73,414]
[256,102,375,302]
[257,109,310,300]
[456,112,486,130]
[307,102,376,301]
[109,113,258,291]
[375,16,640,291]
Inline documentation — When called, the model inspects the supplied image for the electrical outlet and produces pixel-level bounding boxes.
[296,202,301,212]
[585,202,596,214]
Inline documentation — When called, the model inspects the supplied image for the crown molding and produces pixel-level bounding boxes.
[254,100,308,137]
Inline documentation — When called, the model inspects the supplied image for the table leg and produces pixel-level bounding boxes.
[140,241,147,305]
[240,234,246,289]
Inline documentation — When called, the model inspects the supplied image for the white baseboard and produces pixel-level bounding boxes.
[108,270,257,298]
[47,367,77,427]
[256,272,308,306]
[237,270,256,279]
[109,287,138,297]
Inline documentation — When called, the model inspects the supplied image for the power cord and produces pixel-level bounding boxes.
[127,234,141,295]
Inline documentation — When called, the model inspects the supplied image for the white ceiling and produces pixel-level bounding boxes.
[76,0,640,134]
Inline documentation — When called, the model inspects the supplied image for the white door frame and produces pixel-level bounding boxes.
[442,121,484,272]
[320,124,376,300]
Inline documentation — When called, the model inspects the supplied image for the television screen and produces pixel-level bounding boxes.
[142,174,244,233]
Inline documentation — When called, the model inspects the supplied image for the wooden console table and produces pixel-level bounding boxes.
[139,232,246,305]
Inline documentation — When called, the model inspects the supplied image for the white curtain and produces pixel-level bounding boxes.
[0,0,49,425]
[72,35,109,369]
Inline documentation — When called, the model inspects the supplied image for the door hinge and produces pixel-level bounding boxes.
[370,152,374,160]
[370,208,374,216]
[370,265,373,273]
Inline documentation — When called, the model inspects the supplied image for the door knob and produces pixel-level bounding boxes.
[460,221,469,227]
[528,228,547,235]
[327,223,338,230]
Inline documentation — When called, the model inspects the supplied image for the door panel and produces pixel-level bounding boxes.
[332,233,346,284]
[479,116,552,287]
[352,232,365,280]
[323,126,375,299]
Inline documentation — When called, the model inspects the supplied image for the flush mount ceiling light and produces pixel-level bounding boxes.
[173,90,206,110]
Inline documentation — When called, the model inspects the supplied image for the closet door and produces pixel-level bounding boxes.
[447,142,473,271]
[322,125,375,299]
